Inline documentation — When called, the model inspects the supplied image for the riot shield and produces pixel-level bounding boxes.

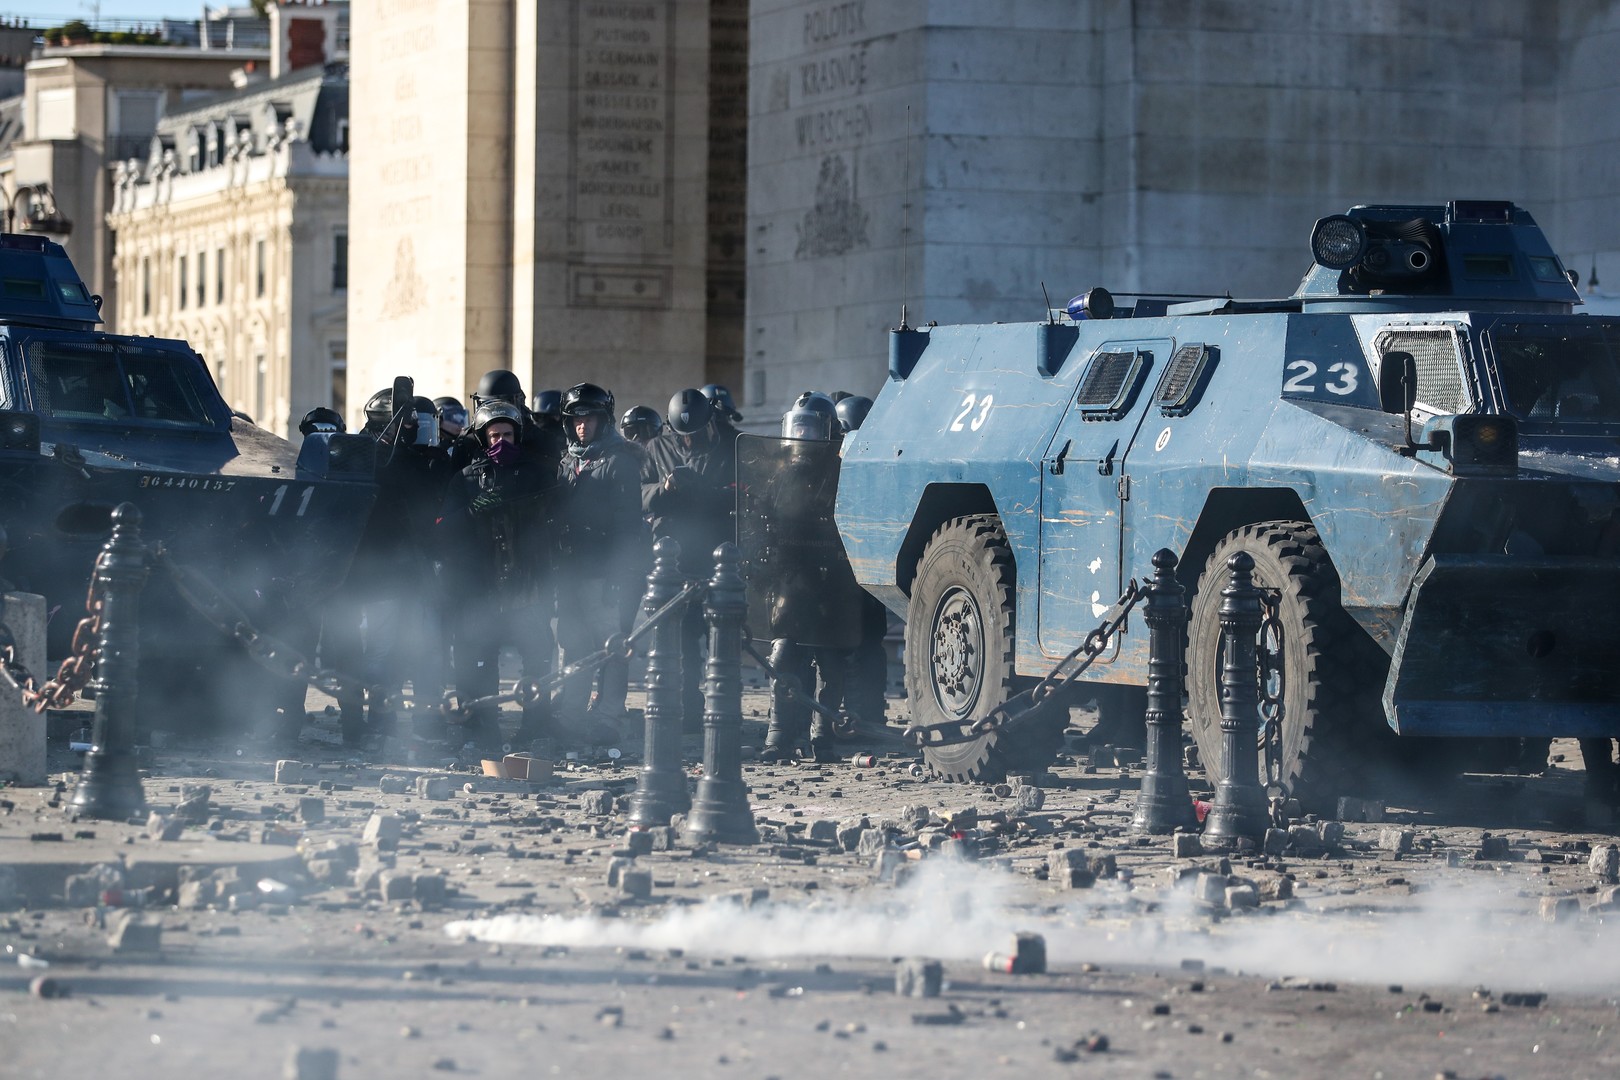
[735,433,863,649]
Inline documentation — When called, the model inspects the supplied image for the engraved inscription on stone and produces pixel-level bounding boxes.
[569,0,674,258]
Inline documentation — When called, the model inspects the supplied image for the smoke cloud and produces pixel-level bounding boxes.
[446,859,1620,992]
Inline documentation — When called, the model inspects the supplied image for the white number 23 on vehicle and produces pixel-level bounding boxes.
[1282,360,1359,396]
[948,392,995,432]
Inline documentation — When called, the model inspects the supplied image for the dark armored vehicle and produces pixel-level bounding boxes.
[0,233,375,728]
[836,200,1620,803]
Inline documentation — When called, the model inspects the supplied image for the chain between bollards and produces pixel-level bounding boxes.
[626,537,693,828]
[1132,549,1197,834]
[685,543,759,845]
[67,503,150,820]
[1202,551,1270,846]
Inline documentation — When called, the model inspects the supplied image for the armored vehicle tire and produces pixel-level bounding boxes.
[1186,521,1390,811]
[905,514,1058,782]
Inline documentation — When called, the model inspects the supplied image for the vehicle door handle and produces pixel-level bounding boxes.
[1097,439,1119,476]
[1047,438,1071,475]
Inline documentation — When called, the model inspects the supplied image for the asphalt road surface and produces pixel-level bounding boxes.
[3,684,1619,1079]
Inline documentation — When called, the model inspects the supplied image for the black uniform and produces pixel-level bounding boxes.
[325,437,453,744]
[640,426,737,730]
[439,441,558,747]
[554,427,649,722]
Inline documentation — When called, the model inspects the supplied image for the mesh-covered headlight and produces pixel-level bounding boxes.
[1310,215,1367,270]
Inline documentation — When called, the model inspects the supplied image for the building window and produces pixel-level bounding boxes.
[178,255,188,310]
[197,250,207,308]
[141,257,150,316]
[330,342,347,417]
[216,247,225,304]
[332,232,347,292]
[256,239,266,298]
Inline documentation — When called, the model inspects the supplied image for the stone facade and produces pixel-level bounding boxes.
[107,66,349,439]
[745,0,1620,407]
[349,0,740,418]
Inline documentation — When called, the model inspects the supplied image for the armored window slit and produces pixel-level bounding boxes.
[1376,328,1467,414]
[1075,350,1149,420]
[1155,343,1215,416]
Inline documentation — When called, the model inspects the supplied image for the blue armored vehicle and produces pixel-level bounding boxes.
[836,200,1619,803]
[0,233,375,729]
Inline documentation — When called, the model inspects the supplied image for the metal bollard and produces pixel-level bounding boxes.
[685,543,759,845]
[1132,549,1198,834]
[627,537,692,827]
[68,504,150,820]
[1201,551,1270,845]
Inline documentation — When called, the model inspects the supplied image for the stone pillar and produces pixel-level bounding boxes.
[0,592,47,786]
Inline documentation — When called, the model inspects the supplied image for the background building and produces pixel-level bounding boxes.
[346,0,748,422]
[106,8,348,438]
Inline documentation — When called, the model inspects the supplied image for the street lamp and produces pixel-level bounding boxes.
[4,184,73,236]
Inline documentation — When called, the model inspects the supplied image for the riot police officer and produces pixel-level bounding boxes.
[641,388,738,731]
[554,383,649,732]
[762,392,848,762]
[531,387,569,463]
[702,384,744,443]
[298,406,344,437]
[619,404,664,448]
[440,400,558,750]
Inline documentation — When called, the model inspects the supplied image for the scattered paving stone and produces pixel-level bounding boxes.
[298,796,327,824]
[283,1046,338,1080]
[379,871,416,901]
[808,819,839,843]
[647,826,677,851]
[378,774,410,795]
[605,857,632,887]
[363,813,403,849]
[581,790,614,817]
[895,958,943,997]
[274,760,307,785]
[1379,828,1416,855]
[1336,796,1386,823]
[1500,991,1546,1007]
[911,1005,966,1025]
[624,830,655,856]
[1224,884,1259,909]
[1588,844,1619,882]
[418,775,453,801]
[145,812,185,842]
[1477,834,1512,860]
[1539,896,1579,922]
[1287,824,1324,856]
[1316,821,1345,848]
[175,785,213,823]
[1172,833,1203,858]
[1015,786,1045,812]
[620,868,653,899]
[1194,872,1228,904]
[108,913,162,953]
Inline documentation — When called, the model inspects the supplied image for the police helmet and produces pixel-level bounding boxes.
[471,400,525,442]
[533,389,562,423]
[667,388,713,435]
[473,369,526,409]
[830,390,852,403]
[782,391,837,441]
[434,396,468,437]
[363,388,394,427]
[561,382,615,418]
[298,406,345,437]
[620,404,664,443]
[408,395,440,447]
[834,394,874,433]
[701,383,743,422]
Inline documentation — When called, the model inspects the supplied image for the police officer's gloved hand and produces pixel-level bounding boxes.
[470,491,503,515]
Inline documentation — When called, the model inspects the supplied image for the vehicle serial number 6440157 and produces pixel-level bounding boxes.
[137,475,236,491]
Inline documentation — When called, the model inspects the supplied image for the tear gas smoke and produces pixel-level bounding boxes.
[446,859,1620,993]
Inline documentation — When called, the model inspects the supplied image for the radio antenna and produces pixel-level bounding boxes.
[898,105,912,331]
[1040,281,1053,324]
